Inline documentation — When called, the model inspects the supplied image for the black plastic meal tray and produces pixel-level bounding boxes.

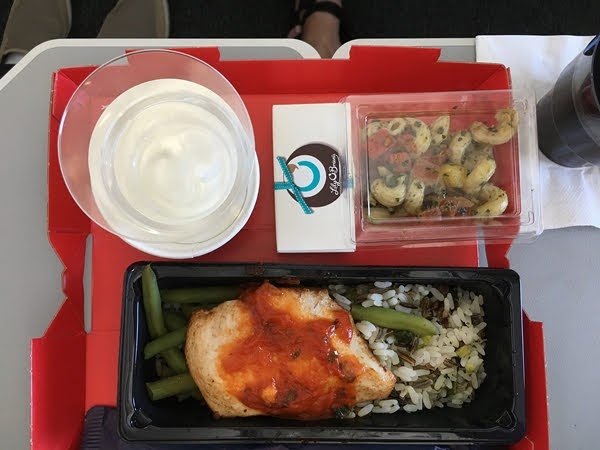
[118,263,525,445]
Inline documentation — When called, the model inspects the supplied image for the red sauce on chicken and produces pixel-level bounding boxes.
[219,282,363,419]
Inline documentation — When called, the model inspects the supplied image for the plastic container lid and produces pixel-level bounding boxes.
[59,49,259,258]
[343,89,542,247]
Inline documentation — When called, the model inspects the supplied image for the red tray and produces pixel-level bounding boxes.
[33,46,548,450]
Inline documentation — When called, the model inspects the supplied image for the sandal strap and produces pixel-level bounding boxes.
[304,1,342,23]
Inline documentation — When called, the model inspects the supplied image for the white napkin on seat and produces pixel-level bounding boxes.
[476,35,600,230]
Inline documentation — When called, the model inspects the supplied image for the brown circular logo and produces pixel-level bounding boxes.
[284,143,343,208]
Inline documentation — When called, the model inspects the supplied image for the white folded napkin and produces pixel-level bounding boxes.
[476,35,600,230]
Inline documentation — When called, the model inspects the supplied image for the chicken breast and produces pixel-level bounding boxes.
[186,281,395,419]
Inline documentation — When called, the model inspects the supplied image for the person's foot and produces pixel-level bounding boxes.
[97,0,169,38]
[289,0,342,59]
[299,9,341,59]
[0,0,72,61]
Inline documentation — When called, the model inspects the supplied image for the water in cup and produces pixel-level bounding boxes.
[88,78,249,244]
[111,91,237,224]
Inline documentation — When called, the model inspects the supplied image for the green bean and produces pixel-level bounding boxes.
[142,266,187,373]
[180,303,201,318]
[144,327,188,360]
[162,348,188,374]
[163,310,188,331]
[155,357,175,378]
[180,303,222,318]
[142,265,167,339]
[146,373,197,401]
[160,286,241,304]
[351,305,439,337]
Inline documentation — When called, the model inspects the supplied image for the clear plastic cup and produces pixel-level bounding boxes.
[59,49,259,258]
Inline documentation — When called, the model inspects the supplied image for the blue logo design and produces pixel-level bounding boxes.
[295,160,320,192]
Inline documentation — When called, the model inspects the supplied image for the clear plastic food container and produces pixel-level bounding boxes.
[344,89,542,247]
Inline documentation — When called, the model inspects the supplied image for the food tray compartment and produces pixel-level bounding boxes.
[118,263,525,445]
[345,89,541,246]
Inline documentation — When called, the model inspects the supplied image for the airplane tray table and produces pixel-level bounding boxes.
[0,38,575,450]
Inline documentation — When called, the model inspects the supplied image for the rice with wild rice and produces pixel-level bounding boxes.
[329,281,486,417]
